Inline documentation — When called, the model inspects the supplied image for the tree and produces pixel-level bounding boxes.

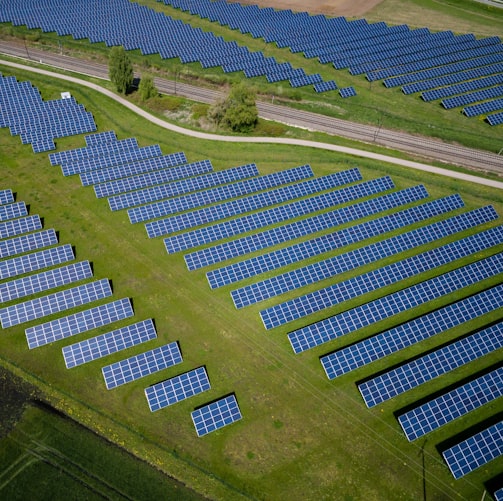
[108,46,133,94]
[138,74,158,101]
[208,82,258,132]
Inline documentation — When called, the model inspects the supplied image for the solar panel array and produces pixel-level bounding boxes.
[398,367,503,441]
[463,98,503,118]
[0,189,14,206]
[0,201,27,222]
[62,318,157,368]
[0,229,58,259]
[0,215,42,240]
[358,321,503,408]
[25,298,134,349]
[442,421,503,479]
[487,111,503,126]
[494,488,503,501]
[339,87,357,98]
[145,366,211,412]
[0,74,96,152]
[321,283,503,380]
[289,251,503,353]
[191,394,242,437]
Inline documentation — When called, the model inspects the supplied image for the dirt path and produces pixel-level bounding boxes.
[227,0,384,17]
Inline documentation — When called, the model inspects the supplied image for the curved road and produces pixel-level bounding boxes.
[1,57,503,191]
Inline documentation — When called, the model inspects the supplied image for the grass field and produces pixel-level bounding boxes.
[0,62,502,500]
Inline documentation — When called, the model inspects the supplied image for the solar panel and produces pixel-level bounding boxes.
[102,341,183,389]
[0,189,14,206]
[80,152,188,186]
[145,366,211,412]
[25,298,134,349]
[191,394,242,437]
[487,111,503,126]
[231,209,499,308]
[0,229,58,260]
[463,98,503,118]
[190,184,434,271]
[0,201,28,222]
[359,321,503,408]
[62,318,157,368]
[314,80,338,93]
[321,283,503,380]
[0,215,42,240]
[339,86,357,98]
[398,367,503,441]
[96,159,216,199]
[84,130,117,146]
[129,164,310,223]
[166,174,393,254]
[0,244,74,281]
[0,261,93,303]
[0,278,112,328]
[442,85,503,109]
[494,488,503,501]
[289,251,503,353]
[262,226,503,329]
[442,421,503,479]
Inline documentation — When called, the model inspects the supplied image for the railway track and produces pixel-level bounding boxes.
[1,39,502,176]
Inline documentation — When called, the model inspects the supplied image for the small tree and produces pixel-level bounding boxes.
[109,46,133,94]
[138,74,158,101]
[208,82,258,132]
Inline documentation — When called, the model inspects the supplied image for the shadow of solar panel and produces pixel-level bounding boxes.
[97,159,215,200]
[145,366,210,412]
[290,251,503,353]
[442,421,503,479]
[0,278,112,329]
[102,341,182,389]
[262,226,503,329]
[0,244,74,281]
[195,184,430,273]
[129,164,309,224]
[0,229,58,260]
[0,202,27,222]
[62,318,157,368]
[398,367,503,441]
[25,298,134,349]
[321,283,503,379]
[80,152,188,187]
[232,207,499,309]
[0,190,14,206]
[0,215,42,240]
[358,321,503,408]
[191,394,242,437]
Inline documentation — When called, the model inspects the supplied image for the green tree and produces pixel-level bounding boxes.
[138,74,158,101]
[108,46,133,94]
[208,82,258,132]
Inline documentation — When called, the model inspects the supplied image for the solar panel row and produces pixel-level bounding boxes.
[63,318,157,368]
[84,130,117,147]
[289,251,503,353]
[463,98,503,118]
[321,283,503,380]
[358,321,503,408]
[0,215,42,240]
[441,84,503,109]
[25,297,134,349]
[398,367,503,441]
[0,229,58,260]
[487,111,503,125]
[262,226,503,330]
[191,394,242,437]
[0,189,14,206]
[0,201,28,222]
[165,175,394,254]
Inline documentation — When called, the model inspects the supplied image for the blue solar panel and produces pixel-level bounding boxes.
[398,367,503,441]
[321,283,503,379]
[166,173,393,254]
[0,190,14,206]
[0,278,112,328]
[463,98,503,117]
[289,251,503,353]
[145,366,211,412]
[190,185,433,271]
[359,321,503,408]
[0,201,27,222]
[0,215,42,240]
[442,85,503,109]
[0,244,74,281]
[102,341,183,389]
[129,164,310,223]
[80,152,188,186]
[96,159,215,199]
[191,394,242,437]
[494,488,503,501]
[0,229,58,259]
[262,226,503,329]
[84,130,117,146]
[487,111,503,125]
[421,73,503,101]
[339,86,357,98]
[62,318,157,368]
[442,421,503,479]
[25,298,134,349]
[231,208,499,308]
[0,261,93,303]
[314,80,338,93]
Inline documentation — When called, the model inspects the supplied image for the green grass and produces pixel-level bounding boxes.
[0,64,502,501]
